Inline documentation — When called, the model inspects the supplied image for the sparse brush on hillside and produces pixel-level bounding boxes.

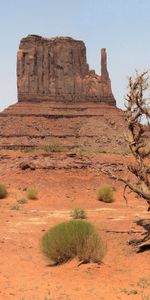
[42,143,65,153]
[0,184,8,199]
[97,185,114,203]
[42,220,106,265]
[9,203,20,210]
[70,208,87,219]
[26,187,38,200]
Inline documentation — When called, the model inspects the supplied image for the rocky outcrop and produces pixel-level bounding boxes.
[0,35,129,153]
[0,101,128,153]
[17,35,116,105]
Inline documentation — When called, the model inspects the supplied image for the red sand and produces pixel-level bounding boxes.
[0,152,149,300]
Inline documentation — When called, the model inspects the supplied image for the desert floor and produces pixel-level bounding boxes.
[0,151,150,300]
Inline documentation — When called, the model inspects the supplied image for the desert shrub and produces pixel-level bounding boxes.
[22,146,35,153]
[26,187,38,200]
[70,208,87,219]
[78,146,92,153]
[0,184,7,199]
[42,220,106,264]
[17,197,28,204]
[97,185,114,203]
[9,203,20,210]
[42,143,64,153]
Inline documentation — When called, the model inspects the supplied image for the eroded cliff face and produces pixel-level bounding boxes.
[17,35,116,105]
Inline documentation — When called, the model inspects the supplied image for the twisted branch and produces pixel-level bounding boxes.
[102,71,150,210]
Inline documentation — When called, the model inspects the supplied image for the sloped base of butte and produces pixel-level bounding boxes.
[0,101,127,153]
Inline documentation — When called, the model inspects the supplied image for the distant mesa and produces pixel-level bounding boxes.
[0,35,127,153]
[17,35,116,105]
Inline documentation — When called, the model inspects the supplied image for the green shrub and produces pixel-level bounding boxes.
[0,184,7,199]
[70,208,87,219]
[42,220,106,264]
[42,143,64,153]
[97,185,114,203]
[26,187,38,200]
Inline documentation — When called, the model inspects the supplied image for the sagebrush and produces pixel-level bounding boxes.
[70,208,87,219]
[9,203,20,210]
[42,143,64,153]
[0,184,7,199]
[42,220,106,264]
[26,187,38,199]
[97,185,114,203]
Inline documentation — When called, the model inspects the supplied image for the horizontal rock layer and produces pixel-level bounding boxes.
[0,102,128,153]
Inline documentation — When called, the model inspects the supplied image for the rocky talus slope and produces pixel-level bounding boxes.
[0,102,127,152]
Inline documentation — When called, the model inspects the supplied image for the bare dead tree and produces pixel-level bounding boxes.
[100,71,150,250]
[124,71,150,209]
[102,71,150,211]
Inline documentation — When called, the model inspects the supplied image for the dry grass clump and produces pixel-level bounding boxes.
[42,143,64,153]
[9,203,20,210]
[0,184,8,199]
[97,184,114,203]
[42,220,106,265]
[70,208,87,219]
[26,187,38,200]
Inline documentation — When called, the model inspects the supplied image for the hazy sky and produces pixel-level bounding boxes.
[0,0,150,111]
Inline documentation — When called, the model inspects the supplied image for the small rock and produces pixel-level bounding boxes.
[19,161,36,171]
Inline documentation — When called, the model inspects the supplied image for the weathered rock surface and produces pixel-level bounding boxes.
[0,152,126,172]
[17,35,116,105]
[0,102,128,152]
[0,35,129,153]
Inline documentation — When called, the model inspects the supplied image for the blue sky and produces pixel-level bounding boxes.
[0,0,150,110]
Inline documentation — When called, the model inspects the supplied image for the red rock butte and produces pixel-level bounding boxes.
[17,35,116,105]
[0,35,128,152]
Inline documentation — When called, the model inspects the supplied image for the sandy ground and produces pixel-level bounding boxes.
[0,152,150,300]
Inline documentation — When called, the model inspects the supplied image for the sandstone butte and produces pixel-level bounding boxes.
[0,35,128,152]
[17,35,115,104]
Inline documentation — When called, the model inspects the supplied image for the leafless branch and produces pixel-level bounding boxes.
[101,71,150,211]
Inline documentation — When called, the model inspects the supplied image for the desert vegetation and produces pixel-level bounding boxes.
[42,220,106,265]
[70,208,87,219]
[0,31,149,299]
[0,184,8,199]
[9,203,20,210]
[97,184,114,203]
[26,187,38,200]
[42,143,65,153]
